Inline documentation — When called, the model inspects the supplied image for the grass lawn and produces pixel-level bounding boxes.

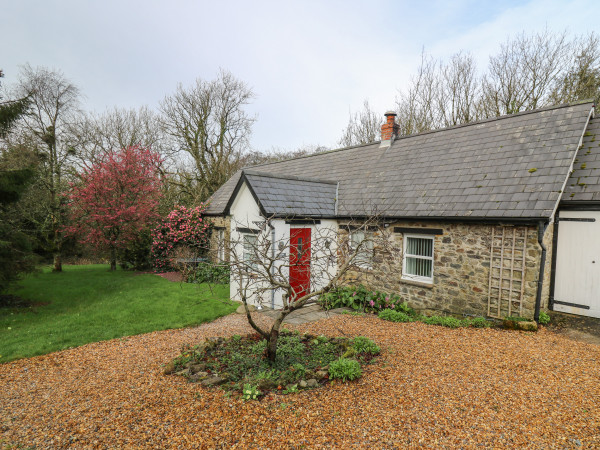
[0,264,235,363]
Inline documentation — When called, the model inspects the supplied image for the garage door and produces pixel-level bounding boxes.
[554,210,600,318]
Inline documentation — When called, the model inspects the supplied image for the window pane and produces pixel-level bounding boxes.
[405,256,432,278]
[243,234,257,269]
[406,237,432,257]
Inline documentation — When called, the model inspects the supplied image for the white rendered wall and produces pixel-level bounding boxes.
[228,181,339,310]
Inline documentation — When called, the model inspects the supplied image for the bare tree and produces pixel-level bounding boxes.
[160,69,255,202]
[74,106,166,165]
[10,65,82,272]
[225,216,402,362]
[481,29,571,116]
[338,100,382,147]
[240,144,329,167]
[550,32,600,105]
[436,52,480,127]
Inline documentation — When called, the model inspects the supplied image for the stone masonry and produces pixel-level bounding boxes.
[341,221,552,319]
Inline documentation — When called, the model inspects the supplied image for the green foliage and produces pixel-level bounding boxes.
[0,264,235,362]
[378,309,414,323]
[468,317,492,328]
[378,308,492,329]
[186,262,230,284]
[170,331,378,395]
[538,311,551,325]
[422,315,463,328]
[118,229,153,271]
[282,384,299,394]
[320,285,412,314]
[328,358,362,382]
[0,167,38,293]
[242,384,261,401]
[352,336,380,355]
[0,97,29,139]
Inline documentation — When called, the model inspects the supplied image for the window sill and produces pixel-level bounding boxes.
[400,278,434,289]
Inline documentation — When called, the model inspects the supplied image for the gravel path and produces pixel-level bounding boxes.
[1,313,600,448]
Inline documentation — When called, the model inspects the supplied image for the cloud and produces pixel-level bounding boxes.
[1,0,599,152]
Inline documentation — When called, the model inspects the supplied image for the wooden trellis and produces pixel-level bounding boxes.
[487,226,528,318]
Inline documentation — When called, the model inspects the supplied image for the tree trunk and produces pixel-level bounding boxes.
[53,252,62,272]
[52,229,62,272]
[265,314,285,362]
[110,247,117,271]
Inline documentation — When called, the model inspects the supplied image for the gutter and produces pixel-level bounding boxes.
[534,221,548,322]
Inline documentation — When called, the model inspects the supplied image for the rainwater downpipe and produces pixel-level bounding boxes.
[269,222,276,309]
[534,220,547,322]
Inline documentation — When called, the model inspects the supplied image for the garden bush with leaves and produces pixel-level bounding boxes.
[320,285,413,314]
[186,262,230,284]
[151,205,211,272]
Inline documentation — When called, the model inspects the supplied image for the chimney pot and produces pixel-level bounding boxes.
[380,110,399,146]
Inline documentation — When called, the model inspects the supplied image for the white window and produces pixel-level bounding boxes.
[243,234,258,271]
[350,230,374,268]
[402,234,434,283]
[217,229,225,262]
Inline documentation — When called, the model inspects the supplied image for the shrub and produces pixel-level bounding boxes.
[118,229,153,270]
[538,311,551,325]
[186,262,230,284]
[328,358,362,381]
[320,285,410,313]
[352,336,380,355]
[151,205,210,272]
[378,309,414,323]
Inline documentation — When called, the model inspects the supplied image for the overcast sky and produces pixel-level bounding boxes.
[1,0,599,152]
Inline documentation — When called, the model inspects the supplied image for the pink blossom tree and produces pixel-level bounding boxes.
[150,205,210,272]
[65,145,163,271]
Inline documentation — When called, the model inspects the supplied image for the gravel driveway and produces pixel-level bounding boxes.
[1,313,599,448]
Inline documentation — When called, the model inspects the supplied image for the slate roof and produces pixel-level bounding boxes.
[562,116,600,203]
[207,102,595,221]
[238,171,337,217]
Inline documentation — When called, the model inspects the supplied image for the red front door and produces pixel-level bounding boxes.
[289,228,311,300]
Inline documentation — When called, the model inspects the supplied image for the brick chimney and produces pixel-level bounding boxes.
[380,111,399,148]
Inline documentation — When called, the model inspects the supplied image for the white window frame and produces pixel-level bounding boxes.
[242,233,259,271]
[217,229,225,262]
[402,233,434,284]
[350,230,374,269]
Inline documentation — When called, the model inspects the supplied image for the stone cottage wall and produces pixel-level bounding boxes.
[341,221,551,319]
[207,216,231,263]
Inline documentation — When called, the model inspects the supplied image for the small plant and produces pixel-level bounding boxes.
[528,168,537,173]
[283,384,299,394]
[378,309,413,323]
[352,336,380,355]
[538,311,551,325]
[422,315,463,328]
[468,317,492,328]
[328,358,362,382]
[242,384,261,401]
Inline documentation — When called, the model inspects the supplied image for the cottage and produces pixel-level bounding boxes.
[206,101,599,320]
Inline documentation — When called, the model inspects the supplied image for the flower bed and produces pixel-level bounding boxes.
[164,330,380,399]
